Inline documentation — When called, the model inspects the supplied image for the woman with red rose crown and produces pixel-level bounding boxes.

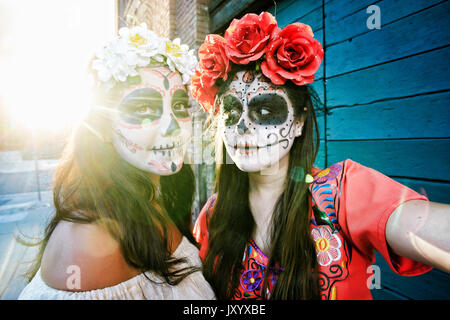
[191,12,450,300]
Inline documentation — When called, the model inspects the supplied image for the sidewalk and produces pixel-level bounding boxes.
[0,151,58,196]
[0,191,54,299]
[0,158,59,175]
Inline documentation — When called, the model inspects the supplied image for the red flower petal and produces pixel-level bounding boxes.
[224,12,276,65]
[261,61,286,85]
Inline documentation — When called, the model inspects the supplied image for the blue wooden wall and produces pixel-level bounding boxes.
[210,0,450,299]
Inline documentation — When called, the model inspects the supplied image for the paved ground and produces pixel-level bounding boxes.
[0,191,54,299]
[0,152,56,299]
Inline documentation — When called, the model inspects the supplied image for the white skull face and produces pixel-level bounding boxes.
[111,66,192,175]
[219,70,304,173]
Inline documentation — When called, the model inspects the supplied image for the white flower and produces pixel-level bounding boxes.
[92,24,197,89]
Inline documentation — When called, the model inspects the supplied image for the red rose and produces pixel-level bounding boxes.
[190,69,219,113]
[261,23,323,85]
[198,34,231,87]
[224,12,277,65]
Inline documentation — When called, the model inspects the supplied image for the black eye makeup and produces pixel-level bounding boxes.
[171,89,191,119]
[118,88,163,124]
[248,93,288,125]
[221,94,243,126]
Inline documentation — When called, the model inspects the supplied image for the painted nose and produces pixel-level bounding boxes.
[162,114,181,137]
[236,118,249,135]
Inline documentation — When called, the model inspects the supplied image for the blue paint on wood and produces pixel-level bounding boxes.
[393,178,450,204]
[326,1,450,77]
[327,139,450,180]
[325,0,444,46]
[269,0,321,27]
[315,140,326,169]
[326,46,450,107]
[327,91,450,140]
[324,0,379,23]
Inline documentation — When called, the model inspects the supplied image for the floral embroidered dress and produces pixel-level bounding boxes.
[193,159,432,300]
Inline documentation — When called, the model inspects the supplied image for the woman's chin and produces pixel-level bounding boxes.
[233,155,274,173]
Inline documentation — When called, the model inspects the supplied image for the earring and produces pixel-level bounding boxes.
[295,121,303,137]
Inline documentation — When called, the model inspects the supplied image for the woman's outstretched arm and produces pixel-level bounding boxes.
[386,200,450,273]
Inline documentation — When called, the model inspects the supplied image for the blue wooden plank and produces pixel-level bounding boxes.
[324,0,380,22]
[393,178,450,204]
[315,139,326,169]
[326,91,450,140]
[326,1,450,77]
[269,0,322,27]
[268,0,298,14]
[279,5,323,30]
[210,0,260,32]
[309,80,325,116]
[326,46,450,107]
[313,29,324,80]
[373,251,450,299]
[325,0,444,46]
[326,139,450,181]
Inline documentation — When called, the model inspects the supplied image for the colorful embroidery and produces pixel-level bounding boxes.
[233,162,350,300]
[309,162,350,299]
[241,268,263,291]
[234,241,282,300]
[311,226,342,267]
[314,164,342,184]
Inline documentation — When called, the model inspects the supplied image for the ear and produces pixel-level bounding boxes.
[294,119,304,137]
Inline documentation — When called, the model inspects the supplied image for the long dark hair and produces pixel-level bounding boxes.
[203,64,322,299]
[24,82,199,285]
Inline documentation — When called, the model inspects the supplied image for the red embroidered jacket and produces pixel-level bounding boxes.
[193,159,432,300]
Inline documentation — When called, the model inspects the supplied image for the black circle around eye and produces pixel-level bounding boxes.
[221,95,243,126]
[172,102,190,119]
[118,88,163,124]
[248,94,288,125]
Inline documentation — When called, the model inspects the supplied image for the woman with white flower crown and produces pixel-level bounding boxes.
[18,24,215,300]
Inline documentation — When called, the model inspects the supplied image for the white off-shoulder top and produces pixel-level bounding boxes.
[18,236,216,300]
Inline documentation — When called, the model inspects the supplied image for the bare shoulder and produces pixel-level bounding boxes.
[40,220,140,292]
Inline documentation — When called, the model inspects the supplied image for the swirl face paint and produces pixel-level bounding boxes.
[219,70,303,172]
[112,66,192,175]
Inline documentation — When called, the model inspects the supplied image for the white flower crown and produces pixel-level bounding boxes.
[92,23,198,91]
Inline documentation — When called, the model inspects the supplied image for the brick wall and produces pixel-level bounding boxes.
[174,0,209,52]
[119,0,209,49]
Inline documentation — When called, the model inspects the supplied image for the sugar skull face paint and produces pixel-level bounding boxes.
[219,70,304,172]
[111,66,192,175]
